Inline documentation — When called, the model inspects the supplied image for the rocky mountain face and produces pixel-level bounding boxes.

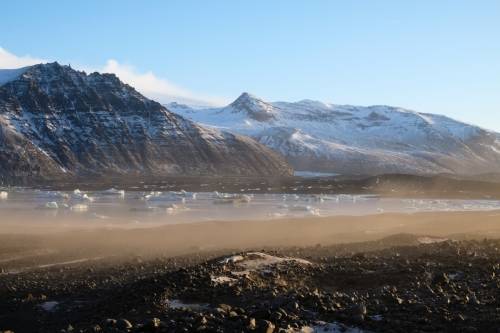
[0,64,292,184]
[168,93,500,176]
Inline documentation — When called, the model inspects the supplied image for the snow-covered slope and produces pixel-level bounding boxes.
[168,93,500,175]
[0,65,291,183]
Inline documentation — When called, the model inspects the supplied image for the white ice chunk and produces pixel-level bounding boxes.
[70,204,89,212]
[100,188,125,197]
[39,201,59,209]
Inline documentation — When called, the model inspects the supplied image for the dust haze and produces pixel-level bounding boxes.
[2,210,500,267]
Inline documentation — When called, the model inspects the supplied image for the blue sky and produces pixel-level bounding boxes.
[1,0,499,130]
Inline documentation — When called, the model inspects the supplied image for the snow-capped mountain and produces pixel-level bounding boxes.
[0,64,291,183]
[168,93,500,175]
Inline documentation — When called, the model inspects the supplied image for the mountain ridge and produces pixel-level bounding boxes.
[167,92,500,176]
[0,64,292,184]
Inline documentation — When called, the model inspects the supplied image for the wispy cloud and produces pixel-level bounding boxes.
[0,47,47,68]
[100,59,226,107]
[0,47,226,107]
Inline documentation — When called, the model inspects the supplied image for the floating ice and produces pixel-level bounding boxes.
[173,190,197,199]
[37,191,69,200]
[289,205,311,211]
[141,192,160,201]
[310,194,324,203]
[70,204,89,212]
[165,204,189,215]
[289,205,321,216]
[146,192,186,204]
[308,207,321,216]
[268,212,287,218]
[38,201,59,209]
[213,198,236,205]
[235,194,252,203]
[2,189,500,226]
[70,189,94,202]
[100,188,125,197]
[213,194,252,205]
[130,206,158,212]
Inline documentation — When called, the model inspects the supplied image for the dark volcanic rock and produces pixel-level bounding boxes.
[1,238,499,332]
[0,63,292,184]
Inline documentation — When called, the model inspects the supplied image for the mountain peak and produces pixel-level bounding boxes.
[171,95,500,176]
[1,62,149,107]
[0,64,292,182]
[28,61,73,74]
[228,92,277,122]
[235,91,257,100]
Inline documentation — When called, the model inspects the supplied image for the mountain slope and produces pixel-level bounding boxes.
[0,64,292,183]
[168,93,500,175]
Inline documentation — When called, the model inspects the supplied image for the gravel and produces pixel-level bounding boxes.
[0,237,499,332]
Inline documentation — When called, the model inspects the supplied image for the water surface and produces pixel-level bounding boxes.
[1,188,499,228]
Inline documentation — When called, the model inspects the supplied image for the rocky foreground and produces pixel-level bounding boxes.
[0,236,499,333]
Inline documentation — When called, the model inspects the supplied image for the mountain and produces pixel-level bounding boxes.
[0,64,292,184]
[168,93,500,176]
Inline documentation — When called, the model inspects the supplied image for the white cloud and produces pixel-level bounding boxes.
[0,47,47,68]
[100,59,226,107]
[0,47,226,107]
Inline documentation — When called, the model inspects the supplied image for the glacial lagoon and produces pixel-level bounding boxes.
[1,188,500,228]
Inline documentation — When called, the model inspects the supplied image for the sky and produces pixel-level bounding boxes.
[0,0,499,131]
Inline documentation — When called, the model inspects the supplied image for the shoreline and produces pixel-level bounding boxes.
[3,173,500,199]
